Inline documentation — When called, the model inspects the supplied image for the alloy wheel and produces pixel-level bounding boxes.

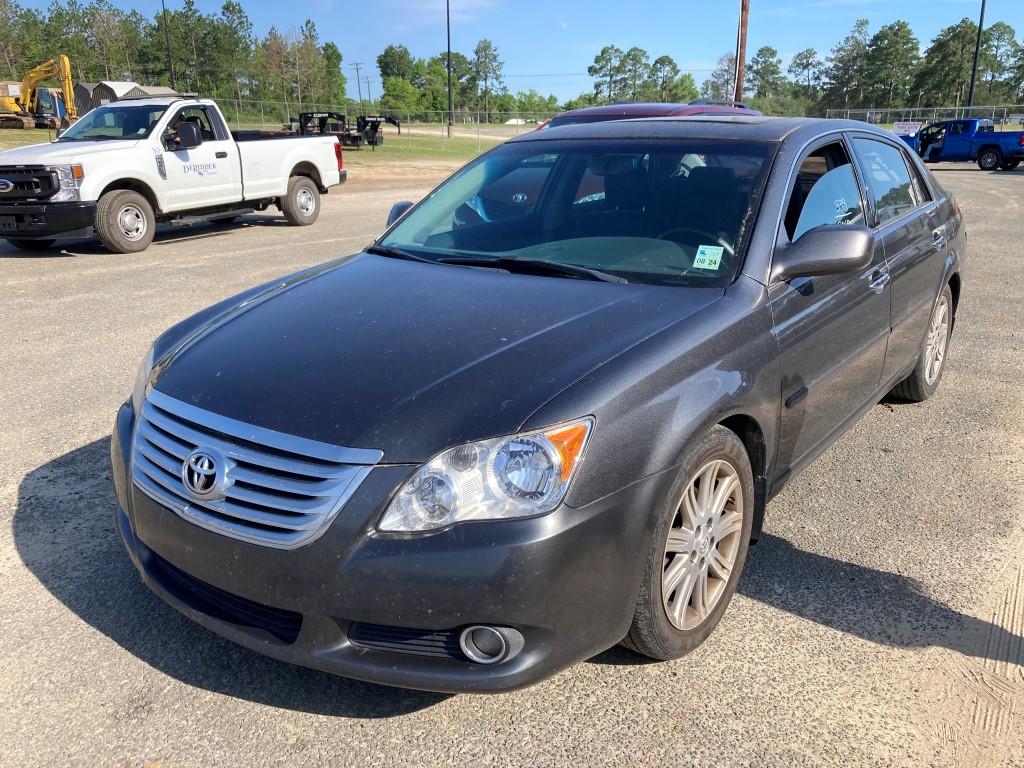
[662,459,744,631]
[924,293,950,385]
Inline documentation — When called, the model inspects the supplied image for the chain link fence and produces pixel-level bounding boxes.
[215,100,560,155]
[826,105,1024,129]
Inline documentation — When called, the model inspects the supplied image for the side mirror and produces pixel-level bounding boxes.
[771,225,874,283]
[386,200,414,227]
[175,121,202,150]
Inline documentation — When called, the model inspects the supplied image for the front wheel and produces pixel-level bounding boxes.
[999,159,1020,170]
[891,284,953,402]
[95,189,155,253]
[623,426,754,660]
[280,176,320,226]
[977,149,1002,171]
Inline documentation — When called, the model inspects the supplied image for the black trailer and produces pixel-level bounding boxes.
[287,112,401,148]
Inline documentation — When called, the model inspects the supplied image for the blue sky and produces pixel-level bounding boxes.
[25,0,1024,101]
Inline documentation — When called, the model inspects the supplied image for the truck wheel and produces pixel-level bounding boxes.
[6,238,55,252]
[891,284,953,402]
[281,176,320,226]
[977,148,1002,171]
[96,190,155,253]
[622,425,754,660]
[999,159,1020,170]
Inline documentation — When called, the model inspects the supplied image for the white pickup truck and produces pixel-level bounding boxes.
[0,96,346,253]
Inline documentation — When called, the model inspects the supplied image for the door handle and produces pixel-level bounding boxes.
[868,271,890,294]
[932,229,946,251]
[215,151,228,159]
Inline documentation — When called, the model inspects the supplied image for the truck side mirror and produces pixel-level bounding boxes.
[175,122,203,150]
[771,225,874,283]
[387,200,414,227]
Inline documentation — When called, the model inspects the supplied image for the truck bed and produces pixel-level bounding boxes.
[231,130,327,142]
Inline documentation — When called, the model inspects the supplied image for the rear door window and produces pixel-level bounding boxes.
[852,138,918,226]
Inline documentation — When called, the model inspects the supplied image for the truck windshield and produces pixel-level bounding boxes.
[58,104,168,142]
[378,139,776,287]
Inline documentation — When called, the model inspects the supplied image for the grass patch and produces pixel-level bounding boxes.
[0,128,55,151]
[343,133,496,166]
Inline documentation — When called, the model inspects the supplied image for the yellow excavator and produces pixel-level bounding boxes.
[0,54,78,129]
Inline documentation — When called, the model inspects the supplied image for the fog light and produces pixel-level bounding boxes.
[459,625,524,664]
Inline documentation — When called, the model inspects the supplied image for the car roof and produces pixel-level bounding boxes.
[551,102,758,118]
[94,96,211,108]
[512,115,887,145]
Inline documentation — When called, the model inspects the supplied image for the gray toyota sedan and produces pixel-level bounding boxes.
[111,116,965,693]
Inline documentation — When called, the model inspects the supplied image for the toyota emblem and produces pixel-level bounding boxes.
[0,179,13,193]
[182,449,222,499]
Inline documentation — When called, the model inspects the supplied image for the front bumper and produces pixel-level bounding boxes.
[0,201,96,239]
[111,401,669,693]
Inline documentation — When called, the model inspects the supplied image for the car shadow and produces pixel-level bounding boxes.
[592,536,1022,668]
[0,215,285,258]
[735,533,1021,664]
[12,437,447,718]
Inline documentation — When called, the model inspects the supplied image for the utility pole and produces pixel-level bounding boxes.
[351,62,365,115]
[446,0,454,137]
[362,77,374,110]
[732,0,749,103]
[161,0,177,91]
[966,0,987,110]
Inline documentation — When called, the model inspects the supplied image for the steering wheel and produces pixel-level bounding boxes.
[657,227,735,258]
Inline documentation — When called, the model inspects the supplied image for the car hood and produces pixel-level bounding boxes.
[153,254,724,463]
[0,140,140,164]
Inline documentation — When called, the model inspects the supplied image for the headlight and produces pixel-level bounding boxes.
[46,164,84,202]
[378,418,593,533]
[131,344,155,413]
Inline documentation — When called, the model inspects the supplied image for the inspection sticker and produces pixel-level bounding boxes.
[693,244,724,270]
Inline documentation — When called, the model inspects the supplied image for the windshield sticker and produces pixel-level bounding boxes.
[693,245,724,270]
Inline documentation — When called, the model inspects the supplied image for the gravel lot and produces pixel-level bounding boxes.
[1,164,1021,768]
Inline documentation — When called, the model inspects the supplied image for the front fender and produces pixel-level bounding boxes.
[80,147,168,209]
[525,275,782,513]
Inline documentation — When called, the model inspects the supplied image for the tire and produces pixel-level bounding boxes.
[891,284,954,402]
[977,148,1002,171]
[623,425,755,660]
[999,159,1020,170]
[95,189,155,253]
[6,238,55,252]
[280,176,320,226]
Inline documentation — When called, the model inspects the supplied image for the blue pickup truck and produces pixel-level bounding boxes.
[899,118,1024,170]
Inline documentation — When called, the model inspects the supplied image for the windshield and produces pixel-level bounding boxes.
[379,139,776,286]
[58,103,168,142]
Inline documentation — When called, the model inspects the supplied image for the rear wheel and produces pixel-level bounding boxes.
[977,148,1002,171]
[280,176,320,226]
[623,426,754,660]
[95,189,155,253]
[999,159,1020,170]
[6,238,55,252]
[891,284,953,402]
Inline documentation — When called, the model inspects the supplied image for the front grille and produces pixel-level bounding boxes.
[0,165,58,201]
[146,548,303,643]
[349,623,465,660]
[131,389,382,549]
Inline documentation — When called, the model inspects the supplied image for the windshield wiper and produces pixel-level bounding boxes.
[438,256,629,284]
[365,244,437,264]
